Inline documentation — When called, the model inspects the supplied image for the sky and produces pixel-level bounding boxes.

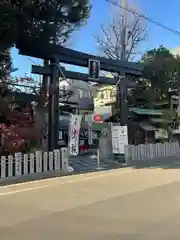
[11,0,180,78]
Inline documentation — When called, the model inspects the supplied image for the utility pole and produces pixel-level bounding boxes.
[117,0,128,126]
[120,0,126,61]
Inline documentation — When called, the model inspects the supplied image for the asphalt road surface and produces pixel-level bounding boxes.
[1,167,180,239]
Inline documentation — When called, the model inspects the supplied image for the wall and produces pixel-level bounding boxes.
[59,79,94,111]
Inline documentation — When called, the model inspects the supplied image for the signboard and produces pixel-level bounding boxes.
[69,114,82,156]
[111,125,128,154]
[94,86,117,106]
[93,114,103,122]
[155,128,168,139]
[59,131,63,140]
[80,131,99,139]
[88,59,100,81]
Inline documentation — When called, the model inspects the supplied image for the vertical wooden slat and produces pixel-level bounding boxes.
[1,156,6,178]
[54,149,61,170]
[36,151,42,172]
[15,152,22,176]
[8,155,13,177]
[61,148,69,172]
[29,153,35,174]
[49,152,54,171]
[43,152,48,172]
[23,154,28,175]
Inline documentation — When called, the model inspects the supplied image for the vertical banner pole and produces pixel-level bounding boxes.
[96,149,104,170]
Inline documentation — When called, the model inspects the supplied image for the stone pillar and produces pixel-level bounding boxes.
[99,124,113,163]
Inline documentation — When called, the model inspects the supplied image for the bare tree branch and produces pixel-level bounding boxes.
[94,0,147,62]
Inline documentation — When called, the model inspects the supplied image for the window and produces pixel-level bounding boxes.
[88,91,91,98]
[79,90,92,98]
[79,90,83,99]
[100,91,104,99]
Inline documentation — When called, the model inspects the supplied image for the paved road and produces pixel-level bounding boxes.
[1,167,180,239]
[69,153,119,172]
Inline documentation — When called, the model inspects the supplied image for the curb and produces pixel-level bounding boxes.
[0,170,69,186]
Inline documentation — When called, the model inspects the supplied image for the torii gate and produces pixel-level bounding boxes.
[16,41,143,150]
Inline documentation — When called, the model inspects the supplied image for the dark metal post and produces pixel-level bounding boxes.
[48,58,59,150]
[117,72,128,126]
[48,75,53,151]
[119,75,128,126]
[118,0,128,126]
[42,60,49,93]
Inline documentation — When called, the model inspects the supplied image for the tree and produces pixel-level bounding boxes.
[0,0,91,50]
[0,105,42,155]
[127,45,180,111]
[0,50,12,82]
[94,0,146,115]
[94,0,146,61]
[0,0,91,153]
[0,79,43,155]
[0,0,91,79]
[141,46,179,98]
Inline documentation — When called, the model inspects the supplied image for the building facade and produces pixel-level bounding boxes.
[59,79,94,112]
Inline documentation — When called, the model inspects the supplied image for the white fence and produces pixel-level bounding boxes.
[0,148,69,179]
[124,142,180,165]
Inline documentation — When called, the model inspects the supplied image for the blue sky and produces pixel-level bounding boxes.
[11,0,180,78]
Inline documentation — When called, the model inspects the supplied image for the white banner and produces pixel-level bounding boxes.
[111,125,128,154]
[111,125,119,154]
[69,114,82,156]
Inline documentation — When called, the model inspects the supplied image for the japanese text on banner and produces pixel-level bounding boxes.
[69,114,82,156]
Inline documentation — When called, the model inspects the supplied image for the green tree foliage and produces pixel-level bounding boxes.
[0,0,91,81]
[0,0,91,153]
[0,0,91,50]
[0,50,12,81]
[129,46,180,107]
[141,46,180,98]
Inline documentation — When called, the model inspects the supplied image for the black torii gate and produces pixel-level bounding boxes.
[16,41,143,150]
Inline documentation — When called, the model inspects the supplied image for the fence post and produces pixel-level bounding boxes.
[156,143,161,158]
[96,149,104,170]
[61,148,69,172]
[174,142,179,156]
[54,149,61,170]
[36,151,42,173]
[1,156,6,178]
[166,142,171,157]
[43,152,48,172]
[149,144,154,159]
[15,152,22,176]
[152,143,156,159]
[144,144,148,160]
[49,151,54,171]
[134,145,138,161]
[29,153,35,174]
[139,144,144,161]
[131,145,136,161]
[136,145,140,161]
[124,145,131,165]
[162,143,166,158]
[23,154,28,175]
[8,155,13,177]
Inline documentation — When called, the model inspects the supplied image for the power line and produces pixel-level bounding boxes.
[106,0,180,37]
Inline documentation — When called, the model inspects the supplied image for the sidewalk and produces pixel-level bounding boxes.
[69,154,122,173]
